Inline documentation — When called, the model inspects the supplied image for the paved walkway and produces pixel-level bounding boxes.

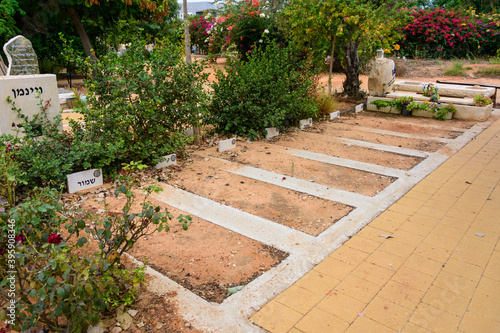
[251,116,500,333]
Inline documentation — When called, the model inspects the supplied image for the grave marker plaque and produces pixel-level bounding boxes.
[329,111,340,120]
[155,154,177,169]
[3,35,40,76]
[265,127,279,139]
[299,118,313,129]
[219,137,237,152]
[67,169,104,194]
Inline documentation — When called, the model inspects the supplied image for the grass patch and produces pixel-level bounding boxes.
[476,66,500,77]
[315,91,338,116]
[443,61,466,76]
[489,58,500,65]
[464,66,473,70]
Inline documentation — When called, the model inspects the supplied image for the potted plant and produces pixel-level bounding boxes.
[473,95,492,107]
[394,96,414,116]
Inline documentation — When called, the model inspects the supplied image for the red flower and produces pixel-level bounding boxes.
[48,234,63,244]
[15,235,26,244]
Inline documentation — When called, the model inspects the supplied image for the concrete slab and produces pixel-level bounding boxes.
[394,81,495,98]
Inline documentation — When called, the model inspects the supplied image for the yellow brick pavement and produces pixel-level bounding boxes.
[251,117,500,333]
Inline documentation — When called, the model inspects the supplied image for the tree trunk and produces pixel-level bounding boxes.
[342,37,361,99]
[328,34,336,96]
[65,7,96,61]
[183,0,192,65]
[183,0,202,144]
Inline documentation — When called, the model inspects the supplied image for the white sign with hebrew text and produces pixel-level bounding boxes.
[67,169,103,194]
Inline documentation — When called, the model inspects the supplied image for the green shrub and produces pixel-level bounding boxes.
[206,41,318,140]
[2,97,122,189]
[78,40,208,166]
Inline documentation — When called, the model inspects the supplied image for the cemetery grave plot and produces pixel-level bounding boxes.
[337,111,473,138]
[75,188,288,304]
[307,120,454,153]
[272,131,424,170]
[158,154,353,236]
[204,142,397,196]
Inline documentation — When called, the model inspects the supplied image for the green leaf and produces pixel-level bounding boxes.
[38,288,46,300]
[47,277,57,286]
[55,306,63,316]
[77,220,86,229]
[77,237,88,247]
[104,230,112,240]
[57,288,66,298]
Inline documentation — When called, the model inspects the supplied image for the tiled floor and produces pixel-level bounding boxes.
[251,117,500,333]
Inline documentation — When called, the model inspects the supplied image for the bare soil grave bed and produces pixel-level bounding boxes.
[73,187,287,305]
[307,112,476,153]
[203,142,396,196]
[158,155,353,236]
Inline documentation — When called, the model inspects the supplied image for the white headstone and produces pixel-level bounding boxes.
[355,104,364,112]
[3,35,40,76]
[219,137,236,152]
[265,127,279,139]
[155,154,177,169]
[0,74,62,136]
[67,169,104,194]
[299,118,313,129]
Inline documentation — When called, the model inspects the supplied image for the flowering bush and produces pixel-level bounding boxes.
[190,14,216,54]
[0,163,191,331]
[400,8,500,59]
[202,0,282,60]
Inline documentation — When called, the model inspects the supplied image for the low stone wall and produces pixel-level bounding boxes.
[454,103,493,121]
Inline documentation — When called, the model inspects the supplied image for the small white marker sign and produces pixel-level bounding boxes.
[219,137,237,152]
[155,154,177,169]
[355,104,364,112]
[299,118,313,129]
[265,127,279,139]
[67,169,103,194]
[329,111,340,120]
